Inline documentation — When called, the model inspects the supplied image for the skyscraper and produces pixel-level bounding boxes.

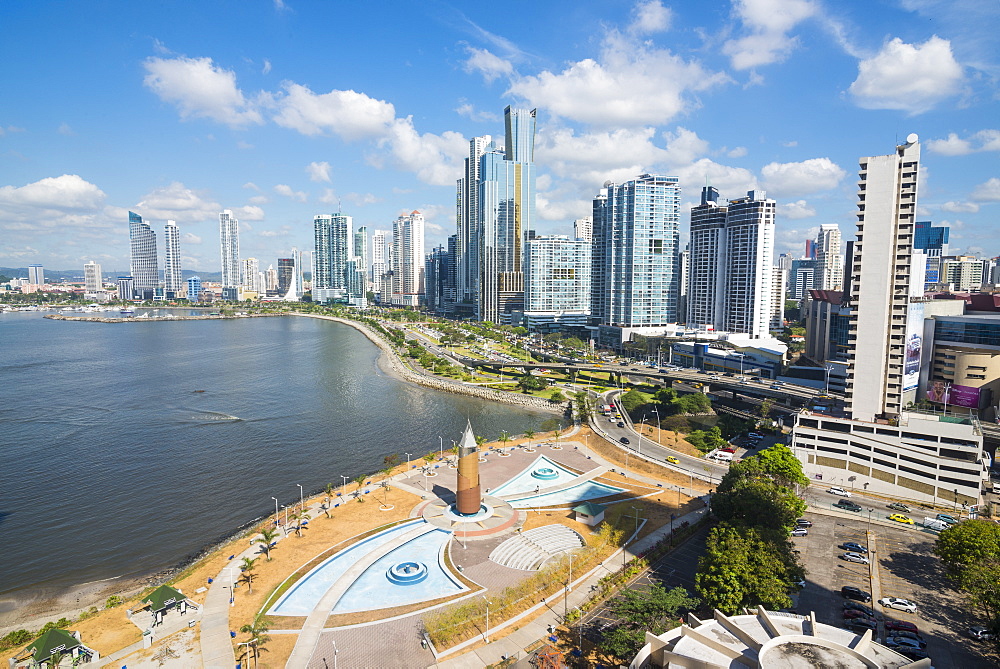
[128,211,159,300]
[456,135,492,310]
[313,213,352,303]
[477,107,536,322]
[722,190,775,338]
[27,264,44,285]
[592,174,681,339]
[163,220,183,298]
[241,258,261,293]
[83,261,102,293]
[219,210,240,295]
[390,211,425,307]
[914,220,950,287]
[371,229,392,300]
[352,226,369,299]
[186,276,202,302]
[846,134,923,421]
[686,186,727,329]
[814,223,843,290]
[524,235,591,330]
[573,217,593,243]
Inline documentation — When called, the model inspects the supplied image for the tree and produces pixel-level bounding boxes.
[712,460,806,532]
[600,625,646,663]
[672,393,711,414]
[609,584,700,634]
[758,397,774,419]
[696,523,796,614]
[619,389,649,413]
[749,445,809,488]
[935,520,1000,622]
[524,429,535,447]
[654,388,677,405]
[257,527,279,561]
[549,388,566,402]
[240,557,257,593]
[517,373,544,393]
[239,620,270,669]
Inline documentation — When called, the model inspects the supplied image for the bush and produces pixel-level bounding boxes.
[105,595,124,608]
[0,629,34,652]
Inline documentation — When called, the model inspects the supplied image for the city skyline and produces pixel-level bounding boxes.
[1,1,998,272]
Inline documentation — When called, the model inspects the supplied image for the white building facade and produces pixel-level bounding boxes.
[163,220,183,297]
[219,210,240,291]
[390,211,425,307]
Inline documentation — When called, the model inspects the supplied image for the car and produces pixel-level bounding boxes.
[888,502,911,512]
[839,541,868,553]
[748,432,763,439]
[796,519,813,527]
[841,552,870,565]
[828,486,851,497]
[885,636,924,650]
[751,376,763,382]
[721,447,736,453]
[619,437,630,445]
[843,602,876,617]
[936,513,959,525]
[791,528,808,537]
[888,513,914,525]
[770,383,782,389]
[968,626,995,641]
[841,586,872,602]
[791,578,806,588]
[891,631,926,647]
[843,618,877,632]
[894,647,930,661]
[879,597,917,613]
[884,620,919,633]
[617,421,625,428]
[665,456,680,465]
[835,499,863,512]
[842,609,875,621]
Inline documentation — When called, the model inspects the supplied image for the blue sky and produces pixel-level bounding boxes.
[0,0,998,274]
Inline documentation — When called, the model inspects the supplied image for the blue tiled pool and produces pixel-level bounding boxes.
[488,455,580,497]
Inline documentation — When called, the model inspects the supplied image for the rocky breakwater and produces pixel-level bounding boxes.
[298,314,566,414]
[44,313,283,323]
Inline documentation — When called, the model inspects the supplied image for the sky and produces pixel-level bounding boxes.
[0,0,998,274]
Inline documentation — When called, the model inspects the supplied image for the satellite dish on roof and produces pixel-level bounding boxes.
[906,133,919,144]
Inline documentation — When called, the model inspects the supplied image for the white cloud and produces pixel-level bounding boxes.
[630,0,672,34]
[274,184,307,202]
[662,127,709,164]
[0,174,106,211]
[344,192,379,206]
[456,102,500,122]
[672,158,757,196]
[373,118,467,186]
[727,146,748,158]
[536,126,665,184]
[262,59,272,75]
[939,201,980,213]
[0,125,25,136]
[508,31,729,127]
[319,188,338,205]
[243,182,260,191]
[462,46,514,83]
[135,181,221,222]
[971,178,1000,202]
[778,200,817,219]
[57,123,74,136]
[927,129,1000,155]
[236,140,254,150]
[248,195,269,205]
[782,140,798,147]
[760,157,846,197]
[271,83,395,138]
[848,36,964,114]
[143,56,263,127]
[723,0,819,70]
[181,232,202,245]
[232,205,265,221]
[307,160,332,183]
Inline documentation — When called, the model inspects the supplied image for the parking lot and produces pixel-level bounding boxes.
[794,510,999,668]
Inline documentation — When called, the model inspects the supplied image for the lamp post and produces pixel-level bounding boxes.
[271,497,278,526]
[954,488,959,512]
[405,452,412,469]
[297,483,304,511]
[340,475,348,496]
[282,505,288,530]
[483,597,491,643]
[332,639,338,669]
[824,365,833,394]
[438,435,443,459]
[652,406,661,445]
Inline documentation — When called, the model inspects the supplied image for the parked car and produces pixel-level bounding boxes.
[839,541,868,553]
[888,502,911,512]
[892,631,926,647]
[828,486,851,497]
[888,513,914,525]
[841,552,870,565]
[842,609,875,620]
[791,528,808,537]
[843,618,877,632]
[968,626,995,641]
[884,620,919,633]
[936,513,959,525]
[835,499,863,512]
[666,456,680,465]
[721,447,736,453]
[841,586,872,602]
[879,597,917,613]
[894,647,930,661]
[843,601,877,617]
[886,636,924,650]
[796,519,813,527]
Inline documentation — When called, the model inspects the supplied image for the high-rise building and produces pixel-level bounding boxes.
[814,224,843,291]
[353,226,369,297]
[265,265,278,293]
[163,220,183,298]
[722,191,776,338]
[846,134,924,421]
[27,264,44,285]
[313,213,352,302]
[914,221,950,288]
[186,276,202,302]
[573,217,593,243]
[424,245,450,313]
[769,270,786,331]
[277,257,294,296]
[456,136,493,309]
[371,229,392,300]
[523,235,591,330]
[941,256,984,291]
[686,186,727,329]
[591,174,681,335]
[789,258,816,299]
[117,276,134,301]
[128,211,159,300]
[477,107,537,322]
[390,211,425,307]
[219,210,240,293]
[241,258,261,293]
[83,260,102,294]
[804,238,816,259]
[275,250,303,301]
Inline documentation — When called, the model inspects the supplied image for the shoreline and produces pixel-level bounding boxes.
[3,311,559,635]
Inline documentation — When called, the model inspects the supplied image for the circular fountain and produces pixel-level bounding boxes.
[530,467,559,481]
[386,561,429,585]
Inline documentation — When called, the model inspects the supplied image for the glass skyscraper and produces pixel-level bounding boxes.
[313,213,352,303]
[128,211,159,300]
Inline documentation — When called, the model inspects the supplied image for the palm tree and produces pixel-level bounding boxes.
[240,557,257,593]
[293,511,310,537]
[257,527,279,561]
[524,429,535,449]
[239,620,270,669]
[499,430,511,450]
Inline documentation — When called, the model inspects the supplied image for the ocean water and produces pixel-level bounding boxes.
[0,311,550,601]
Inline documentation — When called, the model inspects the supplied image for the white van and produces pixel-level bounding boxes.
[711,451,733,462]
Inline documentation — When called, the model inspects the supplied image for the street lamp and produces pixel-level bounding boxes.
[282,505,288,530]
[405,452,412,469]
[583,432,590,458]
[332,639,338,669]
[340,475,348,496]
[652,406,661,445]
[438,435,443,459]
[297,483,304,511]
[482,597,491,643]
[271,497,279,526]
[954,488,959,512]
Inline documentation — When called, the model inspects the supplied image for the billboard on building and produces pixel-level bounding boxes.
[926,383,981,409]
[903,301,924,391]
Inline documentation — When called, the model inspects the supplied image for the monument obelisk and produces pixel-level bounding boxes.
[455,420,481,515]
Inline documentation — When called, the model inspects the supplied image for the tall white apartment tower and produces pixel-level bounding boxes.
[241,258,261,293]
[687,186,728,330]
[390,211,425,307]
[163,220,183,297]
[84,260,102,293]
[723,190,776,338]
[815,223,843,290]
[573,217,593,243]
[219,210,240,289]
[371,229,392,299]
[846,134,923,422]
